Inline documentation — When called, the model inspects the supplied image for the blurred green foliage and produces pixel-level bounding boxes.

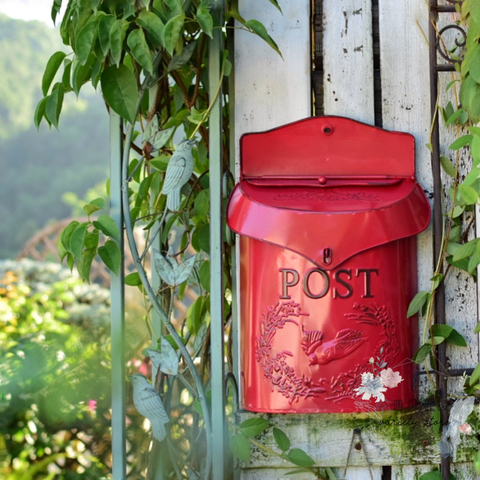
[0,260,150,479]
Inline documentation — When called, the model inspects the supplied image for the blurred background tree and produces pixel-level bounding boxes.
[0,12,109,259]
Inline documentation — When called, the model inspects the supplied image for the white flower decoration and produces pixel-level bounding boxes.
[354,372,387,402]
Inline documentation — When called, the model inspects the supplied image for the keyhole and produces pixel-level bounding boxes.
[323,248,332,265]
[322,124,334,135]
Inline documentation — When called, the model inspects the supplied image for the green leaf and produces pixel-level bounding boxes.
[267,0,282,13]
[287,448,315,468]
[468,362,480,388]
[70,223,88,259]
[246,19,282,58]
[413,344,432,364]
[45,83,65,129]
[407,291,430,318]
[240,418,270,438]
[51,0,62,25]
[453,239,478,262]
[195,6,213,38]
[425,336,446,346]
[192,223,210,253]
[431,407,441,436]
[76,18,98,65]
[84,230,99,250]
[67,252,75,271]
[91,197,105,208]
[98,239,121,275]
[445,108,465,126]
[168,41,197,72]
[110,19,130,67]
[449,134,472,150]
[127,28,153,74]
[34,97,48,130]
[186,295,208,335]
[164,14,185,55]
[273,427,290,452]
[57,232,68,261]
[125,272,142,286]
[136,10,165,48]
[199,260,210,292]
[92,214,121,241]
[471,135,480,165]
[458,184,479,205]
[229,434,251,462]
[164,0,183,16]
[150,156,170,172]
[194,189,210,218]
[61,220,79,252]
[61,59,72,89]
[72,55,95,96]
[98,15,116,56]
[475,448,480,474]
[101,65,138,124]
[440,156,456,178]
[419,471,443,479]
[79,247,96,282]
[83,203,102,216]
[42,51,67,96]
[475,321,480,334]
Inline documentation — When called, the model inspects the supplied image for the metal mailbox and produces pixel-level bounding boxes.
[226,117,431,413]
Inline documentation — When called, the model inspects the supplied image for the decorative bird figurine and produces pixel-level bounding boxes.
[162,138,196,211]
[129,373,169,442]
[301,326,367,366]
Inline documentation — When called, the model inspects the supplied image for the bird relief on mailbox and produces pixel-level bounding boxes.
[226,116,431,414]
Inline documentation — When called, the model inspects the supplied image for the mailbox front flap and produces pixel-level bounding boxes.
[226,117,431,270]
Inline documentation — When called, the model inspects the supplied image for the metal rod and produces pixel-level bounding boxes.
[209,2,226,478]
[110,111,126,480]
[428,1,450,478]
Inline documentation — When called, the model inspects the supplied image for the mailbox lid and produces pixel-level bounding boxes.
[227,179,430,270]
[227,117,431,270]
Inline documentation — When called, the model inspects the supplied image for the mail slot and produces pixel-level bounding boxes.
[226,117,431,413]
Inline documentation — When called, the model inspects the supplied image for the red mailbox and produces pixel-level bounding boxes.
[226,117,431,413]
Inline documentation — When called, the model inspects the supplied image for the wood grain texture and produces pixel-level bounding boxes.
[322,0,374,124]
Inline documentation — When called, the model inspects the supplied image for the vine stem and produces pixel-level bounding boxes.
[120,52,213,480]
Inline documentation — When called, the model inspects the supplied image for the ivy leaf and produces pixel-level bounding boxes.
[168,41,197,72]
[92,214,120,241]
[458,184,479,205]
[45,83,65,129]
[453,239,478,262]
[407,291,430,318]
[440,156,456,178]
[164,14,185,55]
[51,0,62,25]
[240,418,270,438]
[125,272,142,286]
[147,336,179,375]
[76,18,99,65]
[34,97,48,130]
[229,434,251,462]
[110,19,130,67]
[287,448,315,468]
[195,6,213,38]
[273,427,290,452]
[42,51,67,96]
[413,344,432,364]
[61,220,79,253]
[70,223,88,259]
[186,295,208,335]
[136,10,165,48]
[101,65,138,124]
[98,239,121,275]
[98,15,116,56]
[127,28,153,74]
[246,19,282,58]
[79,247,96,283]
[449,134,472,150]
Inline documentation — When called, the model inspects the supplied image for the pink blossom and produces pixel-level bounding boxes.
[88,399,97,413]
[459,423,472,435]
[380,368,403,388]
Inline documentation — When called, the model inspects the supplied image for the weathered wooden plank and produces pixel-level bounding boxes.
[234,0,311,173]
[240,466,383,479]
[322,0,375,123]
[378,0,434,402]
[393,463,479,480]
[236,406,479,469]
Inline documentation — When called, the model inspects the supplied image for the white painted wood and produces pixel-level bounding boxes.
[240,466,383,480]
[378,0,434,402]
[393,463,479,480]
[234,0,311,176]
[322,0,375,124]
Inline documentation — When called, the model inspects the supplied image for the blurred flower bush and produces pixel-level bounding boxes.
[0,260,149,479]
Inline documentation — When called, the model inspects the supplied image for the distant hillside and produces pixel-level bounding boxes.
[0,13,63,138]
[0,14,110,259]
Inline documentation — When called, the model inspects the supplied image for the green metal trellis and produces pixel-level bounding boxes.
[109,1,229,478]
